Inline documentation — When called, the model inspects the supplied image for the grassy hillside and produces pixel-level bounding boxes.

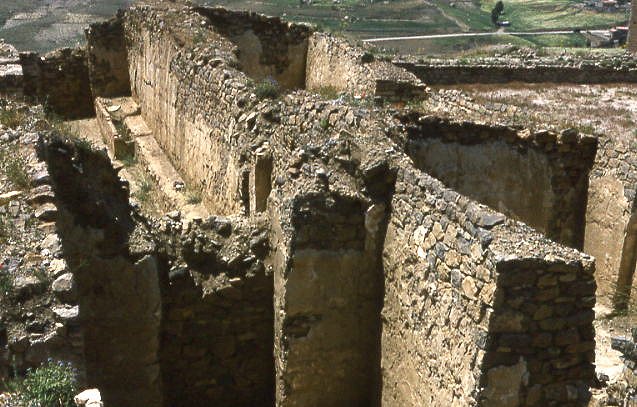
[0,0,628,53]
[0,0,131,52]
[480,0,630,31]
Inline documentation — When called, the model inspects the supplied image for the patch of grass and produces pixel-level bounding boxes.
[186,189,203,205]
[315,86,341,100]
[74,137,95,153]
[12,360,78,407]
[120,152,137,167]
[0,266,13,295]
[0,145,31,190]
[319,118,330,131]
[480,0,629,31]
[0,107,25,129]
[254,78,280,100]
[133,174,153,203]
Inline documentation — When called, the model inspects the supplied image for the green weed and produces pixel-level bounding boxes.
[186,189,203,205]
[0,108,25,129]
[0,145,31,190]
[254,79,280,100]
[12,360,78,407]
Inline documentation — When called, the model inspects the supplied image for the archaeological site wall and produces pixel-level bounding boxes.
[41,138,163,407]
[394,115,597,250]
[194,7,312,90]
[0,2,613,406]
[395,61,637,85]
[382,164,596,406]
[585,135,637,307]
[157,215,275,407]
[85,14,132,98]
[20,48,93,119]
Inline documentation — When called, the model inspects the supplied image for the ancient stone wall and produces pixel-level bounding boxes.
[306,33,427,100]
[270,193,384,406]
[194,7,312,90]
[382,164,596,406]
[41,137,162,407]
[395,115,597,250]
[585,135,637,307]
[395,62,637,85]
[124,7,247,215]
[86,15,132,98]
[157,215,274,407]
[19,49,93,119]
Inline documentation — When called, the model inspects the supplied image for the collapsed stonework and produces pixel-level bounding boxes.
[3,1,636,406]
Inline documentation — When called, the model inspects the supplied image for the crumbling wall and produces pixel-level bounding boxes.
[124,7,246,215]
[41,137,163,407]
[396,115,597,250]
[306,33,427,100]
[20,48,93,119]
[195,6,312,89]
[395,62,637,85]
[158,215,275,407]
[382,164,596,406]
[86,14,132,98]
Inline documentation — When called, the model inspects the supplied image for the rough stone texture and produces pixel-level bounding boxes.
[86,15,132,98]
[395,51,637,85]
[393,114,597,251]
[42,137,163,407]
[157,215,275,407]
[0,41,23,98]
[382,164,596,406]
[20,48,93,119]
[306,33,427,100]
[194,6,312,90]
[585,135,637,305]
[0,2,607,406]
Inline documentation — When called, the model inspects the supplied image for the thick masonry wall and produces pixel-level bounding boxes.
[194,7,312,90]
[395,62,637,85]
[395,115,597,250]
[382,164,596,406]
[42,137,163,407]
[585,135,637,307]
[86,15,132,98]
[124,7,247,215]
[20,48,93,119]
[270,194,384,406]
[306,33,427,99]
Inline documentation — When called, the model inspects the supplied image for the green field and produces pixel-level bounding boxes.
[0,0,629,54]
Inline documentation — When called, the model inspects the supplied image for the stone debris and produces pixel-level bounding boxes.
[74,388,103,407]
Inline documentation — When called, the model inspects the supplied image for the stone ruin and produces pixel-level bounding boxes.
[4,1,637,406]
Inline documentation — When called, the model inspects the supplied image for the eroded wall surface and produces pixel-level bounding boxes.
[270,194,384,406]
[194,7,312,90]
[306,33,427,99]
[585,135,637,306]
[1,3,605,406]
[124,8,246,215]
[42,138,163,407]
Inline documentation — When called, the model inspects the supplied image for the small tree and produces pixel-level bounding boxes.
[491,1,504,26]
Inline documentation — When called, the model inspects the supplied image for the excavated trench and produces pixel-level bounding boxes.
[41,134,277,406]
